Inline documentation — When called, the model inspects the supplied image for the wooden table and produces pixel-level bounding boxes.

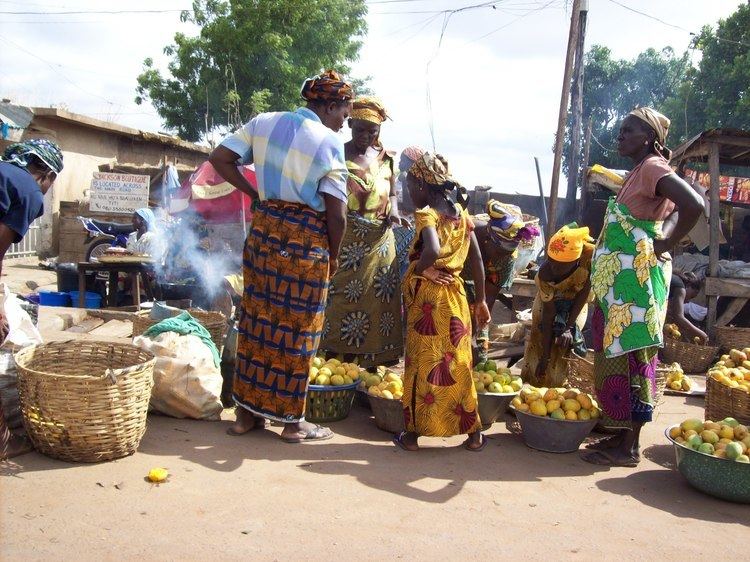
[77,261,154,308]
[506,277,536,298]
[705,276,750,329]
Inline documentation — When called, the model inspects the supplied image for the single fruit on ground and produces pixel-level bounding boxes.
[148,468,168,483]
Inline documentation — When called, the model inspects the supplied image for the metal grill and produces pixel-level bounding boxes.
[6,218,41,258]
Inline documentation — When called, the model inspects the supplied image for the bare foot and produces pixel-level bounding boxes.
[226,408,266,436]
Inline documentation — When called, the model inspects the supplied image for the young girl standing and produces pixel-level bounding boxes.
[395,153,491,452]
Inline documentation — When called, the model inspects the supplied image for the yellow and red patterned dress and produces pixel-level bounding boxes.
[401,206,481,437]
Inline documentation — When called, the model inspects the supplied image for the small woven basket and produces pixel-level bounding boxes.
[661,338,719,374]
[133,309,226,350]
[715,326,750,353]
[305,382,358,423]
[566,350,668,406]
[368,393,405,433]
[705,376,750,425]
[15,342,156,463]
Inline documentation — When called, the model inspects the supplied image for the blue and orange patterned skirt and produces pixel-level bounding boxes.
[233,200,330,423]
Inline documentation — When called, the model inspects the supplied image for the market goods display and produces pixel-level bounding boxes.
[665,363,693,392]
[308,357,364,387]
[306,357,361,423]
[668,417,750,462]
[665,418,750,504]
[510,386,601,421]
[472,360,523,394]
[661,325,719,373]
[707,348,750,393]
[363,368,403,400]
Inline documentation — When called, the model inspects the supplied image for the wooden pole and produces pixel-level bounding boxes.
[565,1,588,223]
[706,142,721,335]
[578,118,593,221]
[534,157,549,240]
[547,0,582,236]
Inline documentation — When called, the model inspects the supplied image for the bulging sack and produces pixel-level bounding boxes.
[133,331,223,420]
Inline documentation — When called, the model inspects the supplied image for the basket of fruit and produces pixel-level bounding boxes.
[662,325,718,373]
[715,328,750,353]
[473,361,523,428]
[510,387,600,453]
[705,355,750,425]
[365,368,405,433]
[666,418,750,503]
[305,358,364,423]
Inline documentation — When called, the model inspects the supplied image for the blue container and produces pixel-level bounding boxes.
[68,291,102,309]
[38,291,71,307]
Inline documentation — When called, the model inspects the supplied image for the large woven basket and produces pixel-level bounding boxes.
[133,309,227,350]
[715,326,750,352]
[565,350,669,406]
[661,338,719,374]
[15,342,156,463]
[704,376,750,425]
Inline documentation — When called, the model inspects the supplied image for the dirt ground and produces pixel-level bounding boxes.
[1,258,747,560]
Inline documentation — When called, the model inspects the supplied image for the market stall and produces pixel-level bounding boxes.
[669,129,750,333]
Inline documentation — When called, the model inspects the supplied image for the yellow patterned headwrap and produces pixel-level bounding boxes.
[547,223,593,263]
[409,152,453,186]
[350,96,389,125]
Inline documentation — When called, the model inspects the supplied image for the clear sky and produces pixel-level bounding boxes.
[0,0,744,194]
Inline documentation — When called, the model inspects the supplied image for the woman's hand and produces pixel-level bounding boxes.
[388,212,409,228]
[0,311,8,343]
[653,238,672,261]
[422,266,453,285]
[555,328,574,350]
[474,300,491,331]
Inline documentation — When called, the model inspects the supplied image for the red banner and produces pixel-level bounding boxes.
[685,169,750,204]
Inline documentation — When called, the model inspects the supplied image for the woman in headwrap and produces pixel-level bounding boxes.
[0,138,63,459]
[127,207,158,256]
[582,107,704,467]
[463,200,540,361]
[521,223,593,387]
[395,152,491,452]
[319,96,407,368]
[209,69,351,442]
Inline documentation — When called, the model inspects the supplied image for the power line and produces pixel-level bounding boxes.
[464,0,558,45]
[0,34,120,107]
[605,0,692,33]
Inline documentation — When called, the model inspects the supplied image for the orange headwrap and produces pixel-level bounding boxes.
[350,96,389,124]
[300,70,354,103]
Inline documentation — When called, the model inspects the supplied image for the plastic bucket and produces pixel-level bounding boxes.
[38,291,71,307]
[514,408,597,453]
[68,291,102,309]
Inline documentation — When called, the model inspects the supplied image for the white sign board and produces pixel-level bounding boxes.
[89,172,150,214]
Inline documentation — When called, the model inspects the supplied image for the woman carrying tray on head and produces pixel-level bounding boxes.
[521,223,593,388]
[581,107,704,467]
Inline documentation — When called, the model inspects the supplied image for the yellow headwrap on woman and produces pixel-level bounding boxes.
[350,96,389,125]
[547,223,593,263]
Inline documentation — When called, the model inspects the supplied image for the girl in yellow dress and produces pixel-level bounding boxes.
[521,224,594,387]
[395,153,491,452]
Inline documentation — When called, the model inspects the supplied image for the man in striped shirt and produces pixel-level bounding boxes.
[210,70,351,442]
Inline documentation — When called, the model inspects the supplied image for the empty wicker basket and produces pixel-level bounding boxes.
[15,342,156,463]
[661,338,719,374]
[133,309,227,350]
[715,326,750,353]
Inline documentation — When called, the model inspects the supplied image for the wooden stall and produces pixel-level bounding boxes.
[669,129,750,332]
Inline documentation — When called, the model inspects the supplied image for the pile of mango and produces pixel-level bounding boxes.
[708,348,750,394]
[511,386,601,421]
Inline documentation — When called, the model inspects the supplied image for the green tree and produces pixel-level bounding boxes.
[568,45,689,172]
[663,3,750,141]
[135,0,368,141]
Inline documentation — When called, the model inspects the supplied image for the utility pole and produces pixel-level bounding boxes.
[547,0,582,236]
[565,0,589,224]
